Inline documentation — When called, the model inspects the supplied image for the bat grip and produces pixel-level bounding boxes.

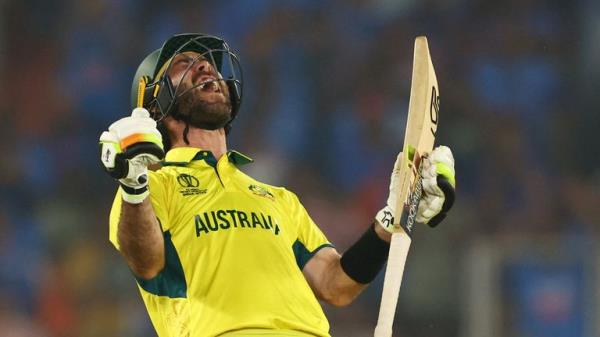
[374,232,412,337]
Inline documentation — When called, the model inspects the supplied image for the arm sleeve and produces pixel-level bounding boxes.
[108,171,171,250]
[288,191,333,269]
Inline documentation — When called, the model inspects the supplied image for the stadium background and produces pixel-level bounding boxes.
[1,0,599,336]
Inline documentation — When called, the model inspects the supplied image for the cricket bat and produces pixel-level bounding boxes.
[373,36,439,337]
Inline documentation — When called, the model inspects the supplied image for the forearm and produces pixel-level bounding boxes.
[117,198,165,279]
[323,257,368,307]
[333,224,390,303]
[304,225,391,307]
[303,247,366,307]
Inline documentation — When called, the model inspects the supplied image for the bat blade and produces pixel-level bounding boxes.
[374,36,439,337]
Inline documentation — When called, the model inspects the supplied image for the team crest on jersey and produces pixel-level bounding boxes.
[177,174,207,196]
[248,184,274,200]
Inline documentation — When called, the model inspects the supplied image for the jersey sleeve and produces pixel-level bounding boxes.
[108,171,171,250]
[288,191,333,270]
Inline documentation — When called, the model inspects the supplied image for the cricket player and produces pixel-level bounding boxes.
[99,33,455,337]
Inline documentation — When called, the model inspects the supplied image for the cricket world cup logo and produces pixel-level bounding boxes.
[176,174,206,196]
[177,174,199,188]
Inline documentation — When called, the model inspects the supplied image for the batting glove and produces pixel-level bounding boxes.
[375,145,456,233]
[99,108,165,204]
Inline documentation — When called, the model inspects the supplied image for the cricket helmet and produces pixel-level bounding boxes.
[130,33,243,135]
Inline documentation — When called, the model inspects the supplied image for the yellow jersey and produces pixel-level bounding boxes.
[109,147,333,337]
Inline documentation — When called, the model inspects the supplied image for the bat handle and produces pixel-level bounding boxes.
[374,324,392,337]
[374,231,412,337]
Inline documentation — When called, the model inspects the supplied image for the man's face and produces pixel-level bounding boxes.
[166,51,232,129]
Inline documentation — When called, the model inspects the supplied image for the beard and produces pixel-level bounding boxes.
[175,82,232,129]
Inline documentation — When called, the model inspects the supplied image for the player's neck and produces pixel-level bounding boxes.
[170,127,228,160]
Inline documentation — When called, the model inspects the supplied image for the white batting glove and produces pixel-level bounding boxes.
[99,108,165,204]
[375,146,456,233]
[416,146,455,226]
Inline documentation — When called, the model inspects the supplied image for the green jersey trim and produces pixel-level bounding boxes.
[135,231,187,298]
[292,241,335,270]
[227,150,254,165]
[162,149,253,167]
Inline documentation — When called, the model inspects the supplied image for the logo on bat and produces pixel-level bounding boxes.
[381,210,395,229]
[430,86,440,136]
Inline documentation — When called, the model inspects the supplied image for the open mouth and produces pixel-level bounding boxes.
[197,77,222,93]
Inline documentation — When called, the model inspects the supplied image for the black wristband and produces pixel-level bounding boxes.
[120,183,148,196]
[340,224,390,284]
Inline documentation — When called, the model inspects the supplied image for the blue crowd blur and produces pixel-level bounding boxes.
[0,0,597,336]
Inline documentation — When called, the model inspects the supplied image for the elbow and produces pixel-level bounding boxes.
[328,298,353,308]
[131,264,163,280]
[119,246,165,280]
[322,292,358,307]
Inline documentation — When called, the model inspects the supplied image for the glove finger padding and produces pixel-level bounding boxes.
[100,109,165,177]
[99,108,166,204]
[416,146,456,227]
[107,108,163,152]
[123,142,165,166]
[426,176,455,228]
[376,145,456,233]
[386,153,403,206]
[376,152,405,233]
[416,146,455,227]
[100,131,128,179]
[100,137,164,180]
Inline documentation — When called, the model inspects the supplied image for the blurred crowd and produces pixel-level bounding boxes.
[1,0,598,336]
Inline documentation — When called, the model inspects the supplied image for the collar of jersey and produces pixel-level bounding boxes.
[161,147,253,168]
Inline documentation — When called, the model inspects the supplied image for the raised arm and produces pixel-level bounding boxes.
[302,146,456,306]
[100,108,167,279]
[118,199,165,279]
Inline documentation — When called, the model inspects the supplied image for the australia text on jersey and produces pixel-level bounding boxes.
[195,210,281,236]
